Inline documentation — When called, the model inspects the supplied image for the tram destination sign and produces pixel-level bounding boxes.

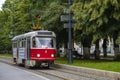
[37,32,52,35]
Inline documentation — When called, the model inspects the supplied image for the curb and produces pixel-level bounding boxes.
[53,63,120,80]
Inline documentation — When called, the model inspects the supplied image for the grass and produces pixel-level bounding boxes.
[55,57,120,72]
[0,53,12,57]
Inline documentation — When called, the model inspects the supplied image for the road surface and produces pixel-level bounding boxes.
[0,57,114,80]
[0,62,50,80]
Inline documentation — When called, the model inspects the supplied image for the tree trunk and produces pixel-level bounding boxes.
[113,35,120,60]
[56,43,61,57]
[83,47,90,59]
[114,47,120,60]
[82,35,92,59]
[103,38,107,57]
[94,39,100,60]
[64,42,68,58]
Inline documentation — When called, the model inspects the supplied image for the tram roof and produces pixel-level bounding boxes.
[12,30,56,41]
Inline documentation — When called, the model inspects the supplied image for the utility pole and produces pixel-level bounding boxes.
[60,0,73,64]
[68,0,72,64]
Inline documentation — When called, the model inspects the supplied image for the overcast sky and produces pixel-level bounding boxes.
[0,0,6,10]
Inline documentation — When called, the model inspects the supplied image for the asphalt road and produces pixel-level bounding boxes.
[0,62,50,80]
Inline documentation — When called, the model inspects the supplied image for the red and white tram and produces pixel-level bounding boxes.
[12,30,56,68]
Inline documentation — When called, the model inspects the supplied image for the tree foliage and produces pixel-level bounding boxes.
[0,0,120,53]
[72,0,120,42]
[0,0,68,51]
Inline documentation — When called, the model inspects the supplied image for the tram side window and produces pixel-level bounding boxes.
[19,39,26,48]
[22,39,26,47]
[13,42,17,48]
[19,40,23,48]
[19,41,22,48]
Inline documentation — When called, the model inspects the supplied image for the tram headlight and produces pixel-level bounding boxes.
[37,54,40,58]
[51,54,54,58]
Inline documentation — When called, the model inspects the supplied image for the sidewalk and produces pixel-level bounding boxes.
[53,63,120,80]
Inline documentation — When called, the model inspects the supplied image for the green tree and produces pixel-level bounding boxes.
[71,0,120,59]
[0,0,68,54]
[41,1,68,56]
[0,10,11,52]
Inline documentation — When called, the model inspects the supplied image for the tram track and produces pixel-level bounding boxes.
[30,68,68,80]
[52,67,115,80]
[34,67,113,80]
[0,57,114,80]
[34,68,91,80]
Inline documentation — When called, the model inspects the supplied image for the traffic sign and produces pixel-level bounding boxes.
[64,23,74,28]
[61,13,74,23]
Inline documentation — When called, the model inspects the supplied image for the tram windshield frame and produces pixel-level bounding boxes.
[32,37,55,48]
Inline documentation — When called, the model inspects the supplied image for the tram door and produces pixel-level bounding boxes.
[27,38,30,60]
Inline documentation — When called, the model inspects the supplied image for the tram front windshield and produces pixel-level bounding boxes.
[32,37,54,48]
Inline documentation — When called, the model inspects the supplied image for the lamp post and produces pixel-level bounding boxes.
[68,0,72,64]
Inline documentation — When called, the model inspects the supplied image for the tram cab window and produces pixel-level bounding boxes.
[32,37,54,48]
